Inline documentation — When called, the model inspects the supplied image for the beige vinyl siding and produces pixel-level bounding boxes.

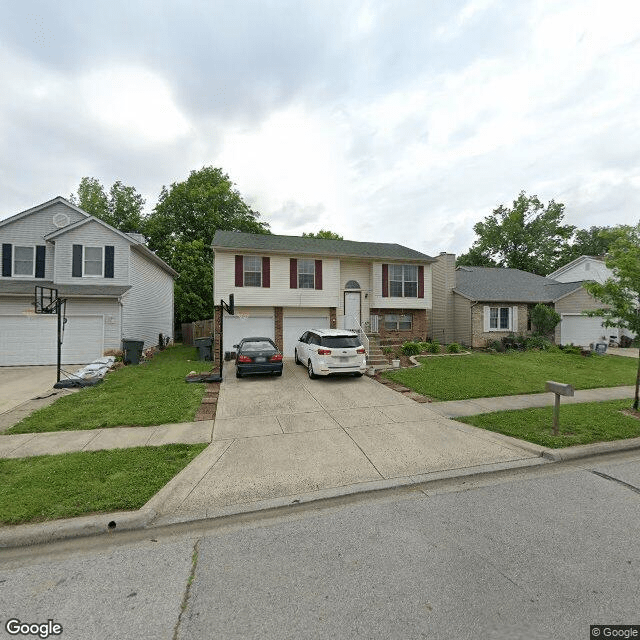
[53,220,130,285]
[338,260,371,322]
[431,254,455,344]
[553,285,601,343]
[215,251,340,308]
[121,250,174,348]
[452,294,472,346]
[370,262,433,310]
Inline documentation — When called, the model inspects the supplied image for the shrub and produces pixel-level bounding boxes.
[487,340,504,352]
[402,341,422,356]
[524,335,552,351]
[446,342,462,353]
[561,343,582,355]
[382,346,393,355]
[502,334,526,351]
[426,340,440,354]
[531,303,561,337]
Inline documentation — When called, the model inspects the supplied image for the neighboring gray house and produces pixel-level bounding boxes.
[212,230,437,355]
[447,266,599,347]
[0,197,177,365]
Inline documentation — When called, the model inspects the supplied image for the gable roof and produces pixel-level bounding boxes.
[547,255,606,280]
[0,196,90,229]
[212,230,435,262]
[453,266,583,303]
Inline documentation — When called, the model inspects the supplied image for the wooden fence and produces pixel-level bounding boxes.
[181,318,214,346]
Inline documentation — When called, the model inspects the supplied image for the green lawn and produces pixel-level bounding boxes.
[458,399,640,448]
[7,345,209,434]
[0,444,207,524]
[382,351,637,401]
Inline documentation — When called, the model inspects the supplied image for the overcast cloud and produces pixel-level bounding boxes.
[1,0,639,257]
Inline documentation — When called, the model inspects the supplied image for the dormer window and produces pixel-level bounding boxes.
[13,246,35,277]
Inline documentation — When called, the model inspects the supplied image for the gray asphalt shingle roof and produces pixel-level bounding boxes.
[212,230,435,262]
[0,280,131,297]
[454,267,584,302]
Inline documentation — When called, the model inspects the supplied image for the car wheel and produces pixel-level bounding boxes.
[274,370,283,377]
[307,360,317,379]
[236,370,242,378]
[294,349,301,365]
[354,372,363,377]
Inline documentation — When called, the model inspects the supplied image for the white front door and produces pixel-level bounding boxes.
[344,292,361,330]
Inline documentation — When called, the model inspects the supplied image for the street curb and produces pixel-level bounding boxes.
[3,437,640,550]
[541,436,640,461]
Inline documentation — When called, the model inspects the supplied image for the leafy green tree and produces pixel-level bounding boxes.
[302,229,344,240]
[530,303,561,337]
[556,225,628,268]
[457,192,575,275]
[456,246,497,268]
[70,177,145,233]
[584,223,640,409]
[144,167,270,326]
[70,177,109,220]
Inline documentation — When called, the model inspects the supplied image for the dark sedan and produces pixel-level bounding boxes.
[233,337,283,378]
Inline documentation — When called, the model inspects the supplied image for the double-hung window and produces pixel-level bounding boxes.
[84,247,103,277]
[384,314,413,331]
[389,264,418,298]
[13,246,35,277]
[489,307,511,330]
[243,255,262,287]
[298,259,315,289]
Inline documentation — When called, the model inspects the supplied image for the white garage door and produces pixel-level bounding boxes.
[0,315,104,366]
[283,316,330,357]
[223,315,274,353]
[560,315,607,347]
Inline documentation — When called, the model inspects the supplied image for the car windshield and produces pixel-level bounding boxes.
[242,341,276,352]
[320,336,361,348]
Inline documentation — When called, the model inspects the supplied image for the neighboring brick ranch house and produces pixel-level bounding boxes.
[447,265,605,348]
[212,231,451,356]
[0,196,177,366]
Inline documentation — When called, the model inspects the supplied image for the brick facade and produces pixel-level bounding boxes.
[330,307,337,329]
[274,306,283,351]
[370,308,430,342]
[213,305,222,365]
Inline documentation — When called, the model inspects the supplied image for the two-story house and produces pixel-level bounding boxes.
[0,196,177,366]
[212,231,440,356]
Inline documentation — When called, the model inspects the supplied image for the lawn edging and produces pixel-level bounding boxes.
[541,436,640,461]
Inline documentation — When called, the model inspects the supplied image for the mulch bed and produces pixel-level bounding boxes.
[622,409,640,420]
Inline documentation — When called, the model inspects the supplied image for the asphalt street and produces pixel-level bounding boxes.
[1,449,639,640]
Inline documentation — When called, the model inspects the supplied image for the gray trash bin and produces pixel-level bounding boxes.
[194,337,213,361]
[122,339,144,365]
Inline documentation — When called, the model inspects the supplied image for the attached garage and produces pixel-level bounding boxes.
[283,314,330,356]
[222,312,274,353]
[560,314,608,347]
[0,314,104,365]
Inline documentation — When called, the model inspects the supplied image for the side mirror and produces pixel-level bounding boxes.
[232,344,239,349]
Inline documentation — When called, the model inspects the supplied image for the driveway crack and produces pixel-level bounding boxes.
[340,427,385,479]
[172,538,200,640]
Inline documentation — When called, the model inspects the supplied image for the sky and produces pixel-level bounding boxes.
[1,0,639,258]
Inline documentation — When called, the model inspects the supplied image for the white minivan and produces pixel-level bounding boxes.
[294,329,367,378]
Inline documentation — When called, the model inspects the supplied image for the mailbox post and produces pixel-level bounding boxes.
[545,381,574,435]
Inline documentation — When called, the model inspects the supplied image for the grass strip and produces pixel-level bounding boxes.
[7,345,209,433]
[0,443,207,525]
[458,399,640,448]
[383,351,637,401]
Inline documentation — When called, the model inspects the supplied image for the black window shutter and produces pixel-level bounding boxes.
[72,244,83,277]
[35,246,46,278]
[1,244,11,277]
[105,246,115,278]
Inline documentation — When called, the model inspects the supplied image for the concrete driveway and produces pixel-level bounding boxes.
[159,359,541,520]
[0,366,59,414]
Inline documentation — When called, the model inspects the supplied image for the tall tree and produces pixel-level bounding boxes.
[455,192,575,275]
[71,177,109,220]
[302,229,344,240]
[584,223,640,409]
[70,177,145,233]
[144,167,270,325]
[555,225,627,268]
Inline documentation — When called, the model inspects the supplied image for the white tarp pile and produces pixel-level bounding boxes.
[66,356,116,386]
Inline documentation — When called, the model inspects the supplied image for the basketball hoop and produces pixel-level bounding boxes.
[34,286,68,383]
